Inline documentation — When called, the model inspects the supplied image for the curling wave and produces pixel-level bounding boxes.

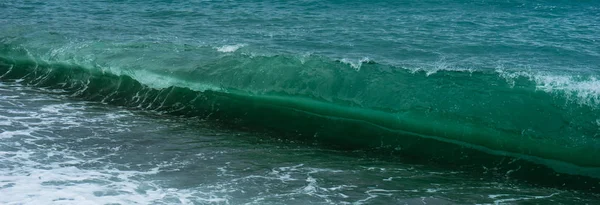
[1,42,599,191]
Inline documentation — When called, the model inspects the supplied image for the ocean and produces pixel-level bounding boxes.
[1,0,599,204]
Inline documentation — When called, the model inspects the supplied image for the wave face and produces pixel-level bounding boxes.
[1,39,599,192]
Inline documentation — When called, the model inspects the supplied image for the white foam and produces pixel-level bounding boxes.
[490,193,560,204]
[214,44,246,53]
[40,103,72,113]
[0,88,231,205]
[0,119,224,205]
[0,118,11,126]
[130,69,223,92]
[496,69,600,106]
[534,75,600,105]
[393,58,476,76]
[0,165,197,205]
[422,61,474,76]
[339,57,372,71]
[0,130,33,139]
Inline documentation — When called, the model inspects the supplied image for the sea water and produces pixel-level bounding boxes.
[1,0,599,204]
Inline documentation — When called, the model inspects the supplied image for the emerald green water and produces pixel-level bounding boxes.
[1,0,599,204]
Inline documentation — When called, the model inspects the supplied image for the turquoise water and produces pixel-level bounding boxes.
[1,0,600,204]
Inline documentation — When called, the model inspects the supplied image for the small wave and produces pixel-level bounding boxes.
[214,44,246,53]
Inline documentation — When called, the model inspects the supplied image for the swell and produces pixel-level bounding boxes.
[1,50,599,192]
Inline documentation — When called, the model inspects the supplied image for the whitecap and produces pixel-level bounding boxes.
[496,69,600,107]
[214,44,246,53]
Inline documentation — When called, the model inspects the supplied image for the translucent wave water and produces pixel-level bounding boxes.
[1,43,600,186]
